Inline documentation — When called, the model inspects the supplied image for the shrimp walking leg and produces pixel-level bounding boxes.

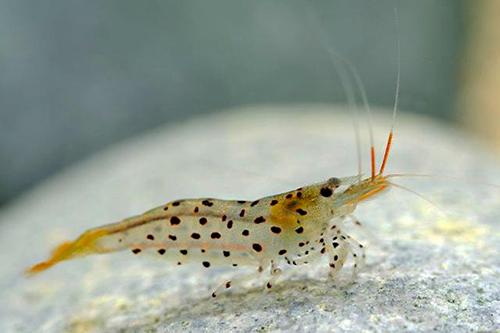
[348,214,379,247]
[326,238,349,279]
[344,234,366,279]
[264,260,282,290]
[211,264,267,298]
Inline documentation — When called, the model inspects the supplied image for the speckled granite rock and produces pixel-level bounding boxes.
[0,106,499,333]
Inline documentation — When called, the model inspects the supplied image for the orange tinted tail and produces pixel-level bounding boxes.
[25,229,109,276]
[25,241,74,276]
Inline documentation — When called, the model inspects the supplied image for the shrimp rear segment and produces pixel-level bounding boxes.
[27,193,299,275]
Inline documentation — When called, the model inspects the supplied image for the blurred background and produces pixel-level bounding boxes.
[0,0,498,207]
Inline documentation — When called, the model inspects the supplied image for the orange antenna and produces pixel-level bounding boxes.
[370,146,376,180]
[379,130,394,176]
[379,8,400,176]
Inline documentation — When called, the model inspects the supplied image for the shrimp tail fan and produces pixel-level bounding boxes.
[25,228,109,276]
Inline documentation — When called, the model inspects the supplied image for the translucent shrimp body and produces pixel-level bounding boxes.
[27,74,398,297]
[26,174,388,292]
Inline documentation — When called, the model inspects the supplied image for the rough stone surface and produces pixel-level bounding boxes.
[0,106,499,333]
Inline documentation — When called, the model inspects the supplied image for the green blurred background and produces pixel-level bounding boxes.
[0,1,474,206]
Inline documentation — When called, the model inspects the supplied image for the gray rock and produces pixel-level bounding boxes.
[0,106,498,333]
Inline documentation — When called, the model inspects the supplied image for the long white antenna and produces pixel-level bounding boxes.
[304,6,365,182]
[337,56,376,179]
[330,55,363,182]
[391,7,401,132]
[388,181,447,217]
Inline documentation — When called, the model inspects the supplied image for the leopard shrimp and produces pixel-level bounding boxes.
[26,114,402,298]
[26,15,404,298]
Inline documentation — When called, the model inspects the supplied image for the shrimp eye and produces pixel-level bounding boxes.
[320,187,333,197]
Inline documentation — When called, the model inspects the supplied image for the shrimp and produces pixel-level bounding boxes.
[25,119,399,297]
[26,12,404,299]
